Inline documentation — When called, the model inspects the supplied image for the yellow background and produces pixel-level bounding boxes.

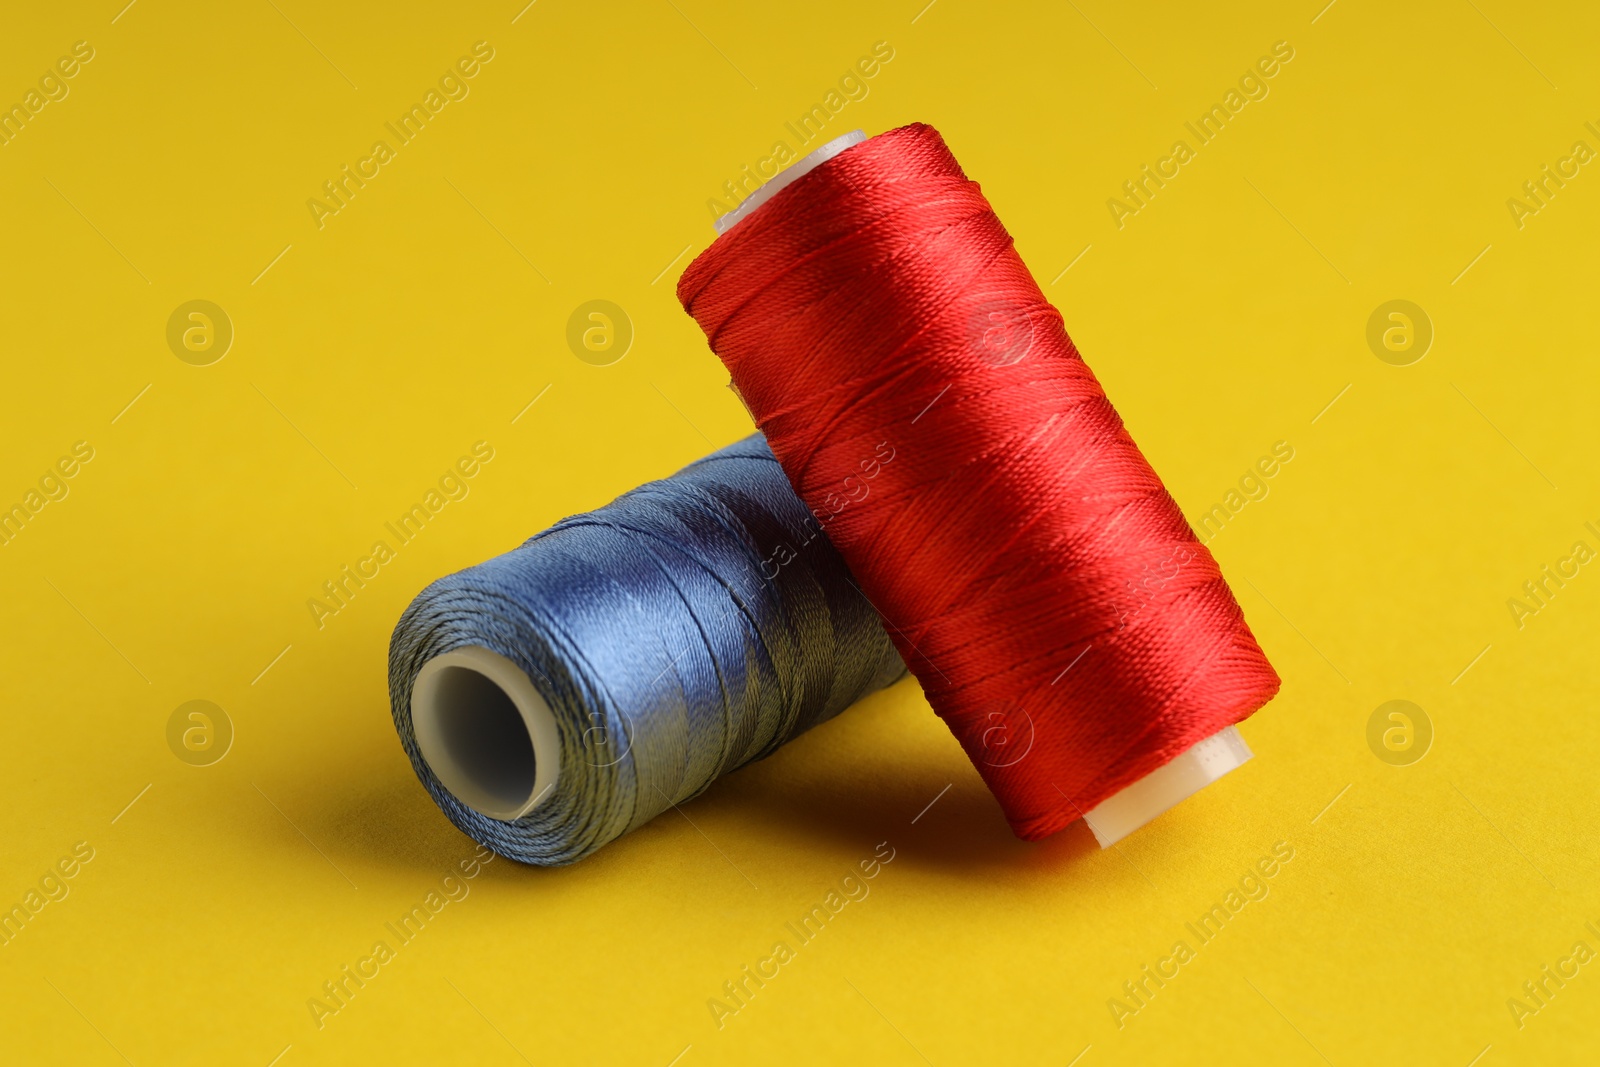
[3,1,1597,1063]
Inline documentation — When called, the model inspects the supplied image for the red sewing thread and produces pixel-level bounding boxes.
[678,124,1280,840]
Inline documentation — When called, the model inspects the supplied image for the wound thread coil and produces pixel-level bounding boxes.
[389,435,905,865]
[679,123,1281,840]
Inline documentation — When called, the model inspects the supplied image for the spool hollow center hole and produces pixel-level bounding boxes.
[428,665,536,810]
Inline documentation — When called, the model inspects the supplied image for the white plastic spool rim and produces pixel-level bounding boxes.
[411,646,560,821]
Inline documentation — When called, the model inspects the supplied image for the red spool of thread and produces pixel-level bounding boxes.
[678,124,1280,843]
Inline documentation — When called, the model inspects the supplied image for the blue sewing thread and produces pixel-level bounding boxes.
[388,434,906,866]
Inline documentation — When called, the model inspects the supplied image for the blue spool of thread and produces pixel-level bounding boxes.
[388,434,906,866]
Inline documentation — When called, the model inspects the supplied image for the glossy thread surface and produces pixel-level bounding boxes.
[389,435,905,865]
[680,123,1280,839]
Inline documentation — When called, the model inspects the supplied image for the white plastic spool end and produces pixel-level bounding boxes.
[718,131,1259,849]
[714,129,867,236]
[1081,727,1253,847]
[411,646,560,821]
